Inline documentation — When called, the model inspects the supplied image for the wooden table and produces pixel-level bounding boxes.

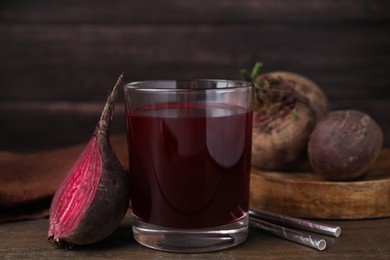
[1,214,389,259]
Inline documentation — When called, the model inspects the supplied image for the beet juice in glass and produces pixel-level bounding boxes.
[124,80,253,252]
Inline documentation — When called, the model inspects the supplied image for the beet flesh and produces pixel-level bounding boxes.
[48,74,130,247]
[308,110,383,181]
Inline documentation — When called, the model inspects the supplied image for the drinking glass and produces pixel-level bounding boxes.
[124,79,253,252]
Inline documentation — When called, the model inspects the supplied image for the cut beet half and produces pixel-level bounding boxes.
[48,74,130,248]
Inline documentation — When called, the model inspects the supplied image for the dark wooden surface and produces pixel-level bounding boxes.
[0,213,389,259]
[1,0,390,152]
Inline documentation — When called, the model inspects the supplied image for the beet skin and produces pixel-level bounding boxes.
[48,74,130,247]
[308,110,383,181]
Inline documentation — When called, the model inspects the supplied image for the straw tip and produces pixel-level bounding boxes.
[317,239,327,251]
[334,227,341,238]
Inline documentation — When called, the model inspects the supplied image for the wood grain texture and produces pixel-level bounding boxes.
[0,216,389,259]
[250,149,390,219]
[0,24,389,101]
[1,0,389,23]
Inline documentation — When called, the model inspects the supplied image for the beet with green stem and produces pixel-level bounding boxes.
[241,63,328,170]
[48,74,130,248]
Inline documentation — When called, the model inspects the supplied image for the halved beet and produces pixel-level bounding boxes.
[48,74,130,247]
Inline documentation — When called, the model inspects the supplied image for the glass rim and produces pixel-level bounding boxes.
[124,79,253,92]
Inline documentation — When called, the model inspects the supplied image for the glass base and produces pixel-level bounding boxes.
[131,214,249,253]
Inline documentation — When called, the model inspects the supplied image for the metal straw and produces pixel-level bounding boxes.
[249,209,341,238]
[250,217,327,251]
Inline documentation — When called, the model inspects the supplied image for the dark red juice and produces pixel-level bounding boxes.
[127,103,252,228]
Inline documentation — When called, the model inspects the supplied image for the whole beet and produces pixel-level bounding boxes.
[248,69,328,170]
[48,74,130,247]
[308,110,383,181]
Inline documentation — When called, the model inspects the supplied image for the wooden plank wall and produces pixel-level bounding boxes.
[1,0,389,152]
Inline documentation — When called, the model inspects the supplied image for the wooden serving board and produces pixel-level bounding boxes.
[250,149,390,219]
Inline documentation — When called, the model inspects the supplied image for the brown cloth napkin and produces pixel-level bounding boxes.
[0,135,128,223]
